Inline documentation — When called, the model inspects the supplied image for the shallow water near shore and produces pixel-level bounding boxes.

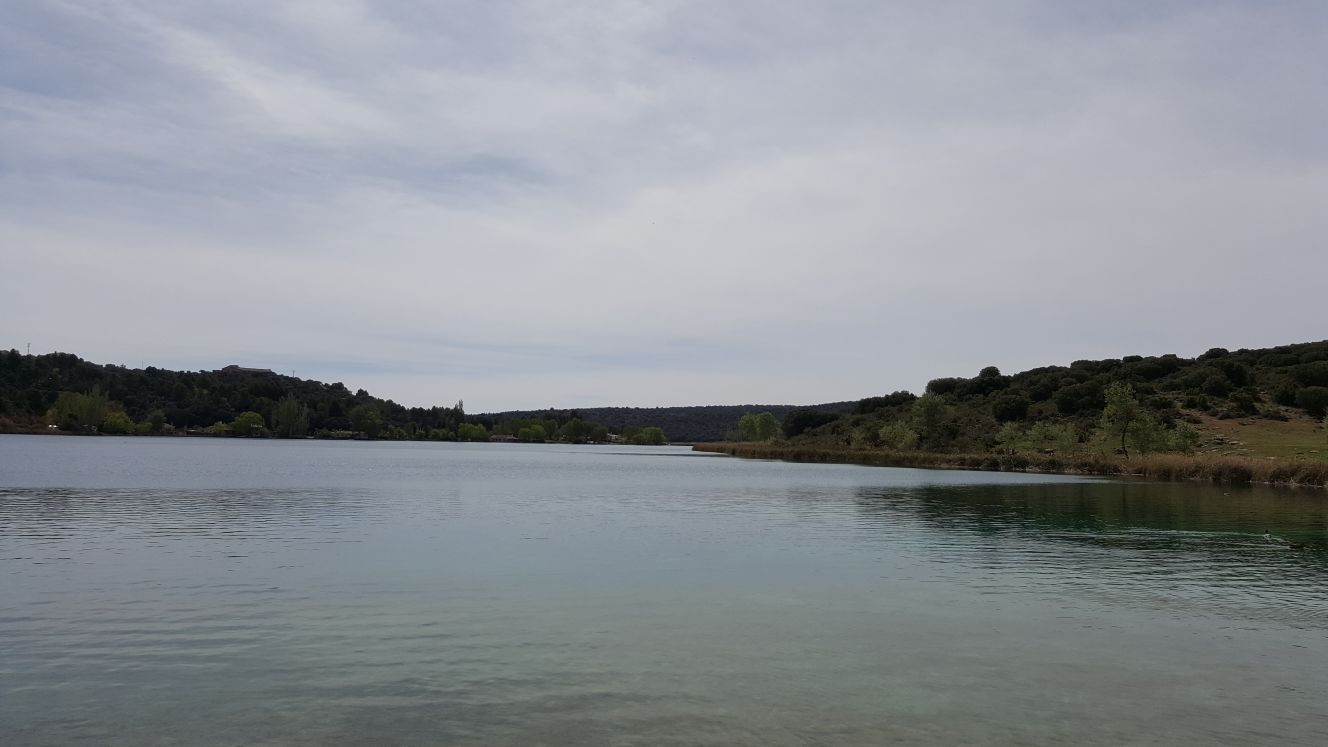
[2,436,1326,745]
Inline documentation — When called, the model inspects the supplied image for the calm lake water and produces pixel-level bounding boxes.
[2,436,1326,746]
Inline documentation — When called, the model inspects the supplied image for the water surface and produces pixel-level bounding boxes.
[2,436,1325,745]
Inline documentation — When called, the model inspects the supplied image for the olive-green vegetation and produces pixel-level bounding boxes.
[732,411,781,442]
[0,350,670,443]
[623,425,668,445]
[693,442,1328,488]
[485,403,855,443]
[715,341,1328,480]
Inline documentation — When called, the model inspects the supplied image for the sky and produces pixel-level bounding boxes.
[2,1,1326,412]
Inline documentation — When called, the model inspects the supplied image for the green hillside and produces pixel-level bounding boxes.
[0,350,845,442]
[768,341,1328,461]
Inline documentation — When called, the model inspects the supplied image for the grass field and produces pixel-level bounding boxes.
[1192,413,1327,460]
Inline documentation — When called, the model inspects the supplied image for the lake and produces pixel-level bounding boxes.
[1,436,1325,745]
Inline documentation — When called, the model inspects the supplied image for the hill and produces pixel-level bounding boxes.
[759,341,1328,462]
[484,402,856,443]
[0,350,849,442]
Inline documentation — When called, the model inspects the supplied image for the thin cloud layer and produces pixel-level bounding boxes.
[3,1,1325,410]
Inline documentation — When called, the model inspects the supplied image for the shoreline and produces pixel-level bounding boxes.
[692,443,1328,490]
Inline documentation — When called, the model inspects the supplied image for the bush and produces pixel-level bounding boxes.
[878,421,919,450]
[1291,362,1328,387]
[783,409,841,438]
[925,378,962,396]
[990,393,1030,422]
[100,411,136,434]
[1201,374,1232,397]
[1294,387,1328,417]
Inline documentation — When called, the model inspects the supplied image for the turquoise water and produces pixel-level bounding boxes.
[1,436,1325,745]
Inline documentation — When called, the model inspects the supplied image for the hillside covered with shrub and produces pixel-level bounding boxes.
[764,341,1328,461]
[0,350,844,443]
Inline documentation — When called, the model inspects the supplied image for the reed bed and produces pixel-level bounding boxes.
[693,443,1328,489]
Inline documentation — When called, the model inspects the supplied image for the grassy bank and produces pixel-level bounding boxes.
[693,443,1328,489]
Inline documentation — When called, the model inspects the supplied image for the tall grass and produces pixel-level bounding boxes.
[693,443,1328,488]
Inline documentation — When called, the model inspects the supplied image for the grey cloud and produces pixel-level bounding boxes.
[2,1,1325,410]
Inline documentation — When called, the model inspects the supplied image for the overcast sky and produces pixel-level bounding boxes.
[3,1,1325,411]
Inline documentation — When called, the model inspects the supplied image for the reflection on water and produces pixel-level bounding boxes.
[1,436,1325,746]
[852,483,1328,631]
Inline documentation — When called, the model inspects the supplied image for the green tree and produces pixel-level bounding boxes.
[735,413,756,440]
[231,411,266,437]
[349,404,385,438]
[271,395,309,438]
[1167,423,1202,453]
[46,387,109,432]
[100,411,136,435]
[457,422,489,441]
[878,421,919,450]
[145,409,167,433]
[517,424,547,442]
[1097,382,1166,458]
[911,394,949,446]
[1027,422,1080,454]
[993,422,1026,454]
[629,426,667,445]
[1295,387,1328,417]
[736,411,779,441]
[1099,382,1139,457]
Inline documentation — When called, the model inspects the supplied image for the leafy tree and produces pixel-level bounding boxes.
[1167,423,1202,453]
[736,411,780,441]
[145,409,167,433]
[46,388,109,432]
[1295,387,1328,417]
[1098,382,1140,457]
[993,422,1026,454]
[855,391,915,415]
[629,426,667,445]
[231,411,266,437]
[1096,383,1169,457]
[990,393,1030,422]
[100,411,136,434]
[911,394,949,446]
[517,424,547,442]
[878,421,919,450]
[457,422,490,441]
[272,395,309,438]
[782,409,840,438]
[349,404,385,438]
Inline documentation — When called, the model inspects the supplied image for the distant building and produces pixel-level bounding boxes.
[221,365,275,375]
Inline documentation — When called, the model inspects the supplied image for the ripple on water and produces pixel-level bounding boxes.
[2,442,1327,746]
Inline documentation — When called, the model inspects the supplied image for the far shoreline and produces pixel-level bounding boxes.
[692,442,1328,490]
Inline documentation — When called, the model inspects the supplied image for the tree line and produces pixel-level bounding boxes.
[0,351,668,443]
[724,340,1328,458]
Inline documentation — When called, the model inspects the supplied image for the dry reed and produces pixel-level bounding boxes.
[693,443,1328,489]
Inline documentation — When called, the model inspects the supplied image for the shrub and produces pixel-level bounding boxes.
[878,421,919,450]
[100,411,136,434]
[990,393,1030,422]
[1295,387,1328,417]
[784,409,841,438]
[1202,374,1232,397]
